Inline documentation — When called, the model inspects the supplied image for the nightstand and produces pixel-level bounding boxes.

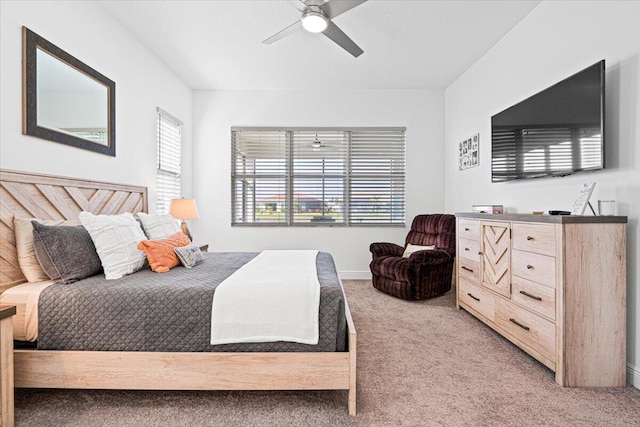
[0,305,16,427]
[199,244,209,253]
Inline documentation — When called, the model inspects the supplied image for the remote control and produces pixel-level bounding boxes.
[548,210,571,215]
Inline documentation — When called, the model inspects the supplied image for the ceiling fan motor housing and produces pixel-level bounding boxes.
[301,6,328,33]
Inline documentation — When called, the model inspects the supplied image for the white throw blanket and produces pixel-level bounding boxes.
[210,250,320,345]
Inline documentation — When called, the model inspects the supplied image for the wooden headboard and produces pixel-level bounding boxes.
[0,169,148,289]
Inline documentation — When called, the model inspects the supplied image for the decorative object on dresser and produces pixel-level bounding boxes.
[571,182,596,215]
[471,204,503,214]
[0,305,17,427]
[22,27,116,156]
[455,212,627,387]
[369,214,456,300]
[169,198,199,241]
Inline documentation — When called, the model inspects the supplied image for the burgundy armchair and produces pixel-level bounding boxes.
[369,214,456,300]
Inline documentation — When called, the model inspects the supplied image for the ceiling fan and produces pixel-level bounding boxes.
[262,0,368,58]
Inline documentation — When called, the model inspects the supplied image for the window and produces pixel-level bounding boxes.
[232,127,405,226]
[156,107,183,215]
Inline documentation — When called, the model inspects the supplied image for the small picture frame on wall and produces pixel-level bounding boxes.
[459,133,479,170]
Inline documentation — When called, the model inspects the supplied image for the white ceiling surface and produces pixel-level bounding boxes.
[99,0,541,90]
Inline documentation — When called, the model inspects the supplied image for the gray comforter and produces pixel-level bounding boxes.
[38,252,346,352]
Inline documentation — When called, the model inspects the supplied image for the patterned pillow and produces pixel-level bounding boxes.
[79,211,148,280]
[135,212,182,240]
[137,232,191,273]
[31,222,102,283]
[174,244,205,268]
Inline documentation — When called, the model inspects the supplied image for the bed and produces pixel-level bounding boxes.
[0,169,357,415]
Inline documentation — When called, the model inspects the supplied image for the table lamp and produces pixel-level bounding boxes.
[169,198,199,241]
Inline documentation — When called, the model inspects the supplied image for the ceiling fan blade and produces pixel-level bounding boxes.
[262,20,303,44]
[320,0,368,19]
[322,21,363,57]
[289,0,308,12]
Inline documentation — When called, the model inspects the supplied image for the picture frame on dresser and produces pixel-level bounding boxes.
[455,212,627,388]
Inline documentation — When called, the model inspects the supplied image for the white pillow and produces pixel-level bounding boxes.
[135,212,181,240]
[402,243,436,258]
[78,212,147,280]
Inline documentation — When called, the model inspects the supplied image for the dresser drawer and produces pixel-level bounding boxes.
[458,277,494,321]
[458,257,481,283]
[458,219,480,241]
[458,237,481,262]
[512,250,556,288]
[495,299,556,360]
[512,276,556,320]
[512,223,556,256]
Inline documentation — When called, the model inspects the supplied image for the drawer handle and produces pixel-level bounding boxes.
[461,266,474,273]
[464,227,470,231]
[467,292,480,302]
[464,247,470,251]
[467,293,480,302]
[519,290,542,301]
[526,264,534,270]
[509,318,530,331]
[478,251,483,255]
[526,236,534,241]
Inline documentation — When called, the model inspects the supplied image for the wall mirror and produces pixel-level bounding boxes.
[23,27,116,156]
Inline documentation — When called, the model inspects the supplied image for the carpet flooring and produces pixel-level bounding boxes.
[14,280,640,426]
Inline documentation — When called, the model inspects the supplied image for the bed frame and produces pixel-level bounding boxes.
[0,169,357,415]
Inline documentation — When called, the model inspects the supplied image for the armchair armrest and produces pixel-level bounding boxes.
[408,249,453,265]
[370,242,404,258]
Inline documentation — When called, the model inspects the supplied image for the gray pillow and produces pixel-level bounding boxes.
[32,221,103,283]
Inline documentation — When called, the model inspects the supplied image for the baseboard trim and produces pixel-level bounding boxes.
[627,363,639,389]
[339,271,370,280]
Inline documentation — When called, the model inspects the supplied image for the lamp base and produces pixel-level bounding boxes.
[180,221,192,242]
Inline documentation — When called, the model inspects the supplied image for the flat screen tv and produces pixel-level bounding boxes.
[491,60,605,182]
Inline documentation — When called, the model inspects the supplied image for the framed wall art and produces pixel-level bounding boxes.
[459,133,479,170]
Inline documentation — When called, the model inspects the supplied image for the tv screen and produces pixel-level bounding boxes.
[491,60,605,182]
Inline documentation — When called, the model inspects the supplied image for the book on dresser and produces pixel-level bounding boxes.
[455,213,627,388]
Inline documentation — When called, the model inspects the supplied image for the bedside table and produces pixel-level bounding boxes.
[199,244,209,253]
[0,305,16,427]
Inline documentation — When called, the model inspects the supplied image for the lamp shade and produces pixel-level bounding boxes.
[169,198,199,220]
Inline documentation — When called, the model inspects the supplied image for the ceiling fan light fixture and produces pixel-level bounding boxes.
[301,10,328,33]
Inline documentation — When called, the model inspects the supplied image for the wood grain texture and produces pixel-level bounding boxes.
[512,250,556,288]
[562,223,626,387]
[512,222,556,256]
[481,221,511,298]
[14,350,350,390]
[0,309,15,427]
[0,169,147,289]
[458,277,494,321]
[456,217,626,388]
[512,275,556,320]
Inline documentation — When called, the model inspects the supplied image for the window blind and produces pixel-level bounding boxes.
[231,127,405,226]
[156,107,183,215]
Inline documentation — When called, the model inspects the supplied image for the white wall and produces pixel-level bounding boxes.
[444,1,640,387]
[192,89,445,277]
[0,1,193,207]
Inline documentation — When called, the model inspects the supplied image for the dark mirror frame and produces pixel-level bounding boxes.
[22,27,116,156]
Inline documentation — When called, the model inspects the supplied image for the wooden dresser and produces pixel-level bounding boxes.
[455,213,627,387]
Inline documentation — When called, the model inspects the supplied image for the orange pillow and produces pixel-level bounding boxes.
[137,232,191,273]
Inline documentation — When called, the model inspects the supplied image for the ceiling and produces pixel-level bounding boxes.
[99,0,541,91]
